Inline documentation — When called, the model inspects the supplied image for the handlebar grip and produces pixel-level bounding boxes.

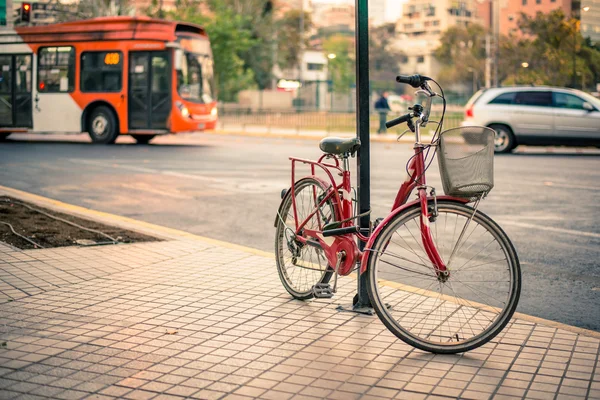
[386,113,412,129]
[396,74,431,88]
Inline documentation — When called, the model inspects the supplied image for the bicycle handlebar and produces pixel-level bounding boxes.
[385,113,413,129]
[396,74,431,88]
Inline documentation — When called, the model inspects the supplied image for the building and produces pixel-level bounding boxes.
[312,3,354,32]
[581,0,600,43]
[476,0,573,37]
[369,0,386,27]
[394,0,483,87]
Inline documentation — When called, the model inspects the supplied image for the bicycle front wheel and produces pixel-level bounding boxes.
[367,201,521,354]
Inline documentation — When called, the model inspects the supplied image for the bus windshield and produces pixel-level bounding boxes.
[177,51,214,104]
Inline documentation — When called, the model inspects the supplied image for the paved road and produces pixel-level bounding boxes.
[1,132,599,331]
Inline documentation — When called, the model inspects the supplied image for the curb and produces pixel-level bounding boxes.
[0,185,273,259]
[1,184,599,339]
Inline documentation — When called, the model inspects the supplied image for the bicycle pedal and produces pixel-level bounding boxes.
[312,283,334,299]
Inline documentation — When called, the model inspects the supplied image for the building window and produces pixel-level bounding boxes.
[417,56,425,63]
[536,0,541,4]
[433,20,439,26]
[405,23,413,29]
[522,0,527,4]
[37,46,75,93]
[307,63,324,71]
[80,51,123,92]
[400,55,408,64]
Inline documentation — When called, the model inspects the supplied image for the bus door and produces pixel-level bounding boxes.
[0,54,33,129]
[128,51,171,130]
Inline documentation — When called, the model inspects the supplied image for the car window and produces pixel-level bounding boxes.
[488,92,515,104]
[553,92,588,110]
[513,91,552,107]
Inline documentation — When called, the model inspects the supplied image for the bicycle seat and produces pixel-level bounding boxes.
[319,137,361,155]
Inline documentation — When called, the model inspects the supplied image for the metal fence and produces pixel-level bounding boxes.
[217,107,464,135]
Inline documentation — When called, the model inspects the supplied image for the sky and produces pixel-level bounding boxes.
[311,0,405,23]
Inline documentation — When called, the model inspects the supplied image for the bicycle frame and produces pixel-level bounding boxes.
[284,84,468,279]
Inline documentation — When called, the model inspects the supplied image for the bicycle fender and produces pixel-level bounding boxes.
[273,176,334,228]
[359,196,469,274]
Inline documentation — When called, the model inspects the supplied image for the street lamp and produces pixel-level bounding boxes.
[521,62,529,68]
[328,53,336,60]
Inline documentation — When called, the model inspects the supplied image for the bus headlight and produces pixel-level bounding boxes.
[176,101,190,118]
[211,107,218,116]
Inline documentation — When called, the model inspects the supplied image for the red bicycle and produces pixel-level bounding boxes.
[275,75,521,354]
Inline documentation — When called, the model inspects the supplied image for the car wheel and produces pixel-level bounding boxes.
[489,124,515,154]
[131,135,156,145]
[88,106,119,144]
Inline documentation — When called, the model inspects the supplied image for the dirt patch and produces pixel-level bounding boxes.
[0,196,160,250]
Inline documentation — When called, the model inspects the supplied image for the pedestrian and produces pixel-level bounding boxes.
[374,91,391,134]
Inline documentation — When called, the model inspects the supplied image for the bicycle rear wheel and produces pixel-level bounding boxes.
[275,177,337,300]
[367,201,521,354]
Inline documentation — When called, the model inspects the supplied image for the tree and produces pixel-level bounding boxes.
[154,0,257,101]
[76,0,134,18]
[433,10,600,90]
[276,10,312,72]
[369,23,406,86]
[323,35,355,93]
[433,24,487,89]
[514,10,597,88]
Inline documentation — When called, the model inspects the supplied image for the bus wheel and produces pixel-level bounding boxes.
[0,133,11,141]
[132,135,156,145]
[88,106,118,144]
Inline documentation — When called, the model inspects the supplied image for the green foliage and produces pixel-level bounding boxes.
[433,24,487,89]
[369,23,406,84]
[434,9,600,90]
[153,0,314,95]
[276,10,312,71]
[151,0,256,102]
[323,35,355,94]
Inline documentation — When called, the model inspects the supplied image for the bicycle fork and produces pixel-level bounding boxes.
[418,187,449,281]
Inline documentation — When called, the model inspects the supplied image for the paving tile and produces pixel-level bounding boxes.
[1,239,599,400]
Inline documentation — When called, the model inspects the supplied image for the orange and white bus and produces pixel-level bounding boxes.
[0,16,217,144]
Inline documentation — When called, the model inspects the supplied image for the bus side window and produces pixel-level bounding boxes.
[38,46,75,93]
[80,51,122,93]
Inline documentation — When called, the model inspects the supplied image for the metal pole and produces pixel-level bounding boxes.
[492,0,499,87]
[571,29,577,88]
[485,34,491,88]
[354,0,372,311]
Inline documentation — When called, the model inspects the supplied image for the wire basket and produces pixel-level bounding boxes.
[437,126,495,200]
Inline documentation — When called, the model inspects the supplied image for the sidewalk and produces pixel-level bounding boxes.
[0,187,599,400]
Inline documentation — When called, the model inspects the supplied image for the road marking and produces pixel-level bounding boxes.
[119,183,193,200]
[499,221,600,239]
[69,158,287,194]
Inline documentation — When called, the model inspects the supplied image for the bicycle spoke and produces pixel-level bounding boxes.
[369,203,519,353]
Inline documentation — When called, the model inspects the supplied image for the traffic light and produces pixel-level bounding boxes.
[21,2,31,23]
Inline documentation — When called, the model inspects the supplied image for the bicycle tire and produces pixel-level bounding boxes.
[275,177,336,300]
[366,201,521,354]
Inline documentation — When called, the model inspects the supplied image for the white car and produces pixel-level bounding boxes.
[462,86,600,153]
